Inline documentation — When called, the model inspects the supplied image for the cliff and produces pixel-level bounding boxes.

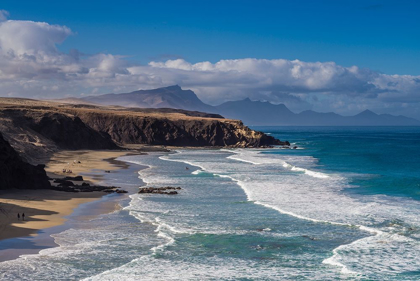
[0,98,287,164]
[0,103,117,163]
[72,111,284,147]
[0,132,51,190]
[28,112,117,150]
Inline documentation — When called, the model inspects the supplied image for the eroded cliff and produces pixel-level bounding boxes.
[0,132,51,189]
[0,98,288,164]
[72,111,284,147]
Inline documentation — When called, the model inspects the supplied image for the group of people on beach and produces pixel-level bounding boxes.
[62,160,82,174]
[17,213,25,221]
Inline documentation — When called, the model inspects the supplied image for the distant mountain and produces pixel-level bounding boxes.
[215,98,295,125]
[77,85,420,126]
[81,85,216,113]
[216,100,420,126]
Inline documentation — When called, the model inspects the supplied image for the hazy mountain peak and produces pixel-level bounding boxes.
[356,109,378,117]
[81,85,215,113]
[76,86,419,126]
[150,84,182,92]
[165,84,181,90]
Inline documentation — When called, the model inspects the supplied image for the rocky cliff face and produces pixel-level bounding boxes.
[74,111,285,147]
[0,132,51,189]
[0,107,118,163]
[0,99,288,190]
[28,112,117,150]
[0,99,287,164]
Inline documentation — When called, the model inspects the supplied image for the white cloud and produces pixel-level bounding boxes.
[0,18,419,119]
[0,20,71,56]
[144,59,420,117]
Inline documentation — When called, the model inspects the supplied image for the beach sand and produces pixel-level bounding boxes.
[0,190,104,241]
[0,149,136,242]
[44,149,137,184]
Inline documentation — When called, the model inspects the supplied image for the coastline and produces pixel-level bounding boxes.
[0,149,145,262]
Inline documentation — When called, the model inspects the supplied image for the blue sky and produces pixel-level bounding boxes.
[0,0,419,119]
[3,0,419,75]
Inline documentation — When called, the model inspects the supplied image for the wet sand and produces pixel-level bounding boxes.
[0,150,138,242]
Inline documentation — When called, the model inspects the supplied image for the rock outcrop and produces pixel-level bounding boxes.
[0,106,118,162]
[0,98,287,164]
[0,132,51,190]
[138,186,182,195]
[74,111,286,147]
[28,112,117,150]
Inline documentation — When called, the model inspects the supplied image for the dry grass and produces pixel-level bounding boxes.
[0,97,238,123]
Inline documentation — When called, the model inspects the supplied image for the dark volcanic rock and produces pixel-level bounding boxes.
[28,112,117,150]
[76,112,285,147]
[62,176,84,181]
[0,99,288,164]
[0,132,51,189]
[50,177,123,192]
[51,183,122,193]
[138,186,181,195]
[55,179,74,187]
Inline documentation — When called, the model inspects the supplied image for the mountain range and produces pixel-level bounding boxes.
[73,85,420,126]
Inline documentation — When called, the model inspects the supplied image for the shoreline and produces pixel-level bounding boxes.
[0,149,145,262]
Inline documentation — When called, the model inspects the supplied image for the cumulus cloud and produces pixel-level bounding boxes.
[0,18,419,119]
[148,58,381,96]
[145,58,420,117]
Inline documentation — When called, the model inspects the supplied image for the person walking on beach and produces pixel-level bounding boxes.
[22,213,25,221]
[17,213,20,220]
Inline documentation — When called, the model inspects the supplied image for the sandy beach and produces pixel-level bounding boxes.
[44,150,137,184]
[0,149,136,242]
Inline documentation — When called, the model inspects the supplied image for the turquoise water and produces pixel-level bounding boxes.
[259,126,420,200]
[0,127,419,280]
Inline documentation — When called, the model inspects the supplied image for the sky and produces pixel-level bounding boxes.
[0,0,419,119]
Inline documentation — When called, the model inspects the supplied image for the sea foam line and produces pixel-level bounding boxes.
[159,151,376,232]
[223,149,330,179]
[219,171,385,276]
[159,151,208,171]
[158,149,388,276]
[118,160,179,257]
[282,161,330,179]
[227,155,261,165]
[157,150,394,277]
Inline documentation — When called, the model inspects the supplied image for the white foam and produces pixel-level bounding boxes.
[159,148,420,277]
[8,149,413,280]
[83,255,339,280]
[223,149,330,179]
[227,154,261,165]
[191,169,202,175]
[282,161,330,178]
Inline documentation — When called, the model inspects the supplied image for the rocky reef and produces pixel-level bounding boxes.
[138,186,182,195]
[51,176,127,193]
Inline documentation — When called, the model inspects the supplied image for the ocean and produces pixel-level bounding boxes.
[0,126,419,280]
